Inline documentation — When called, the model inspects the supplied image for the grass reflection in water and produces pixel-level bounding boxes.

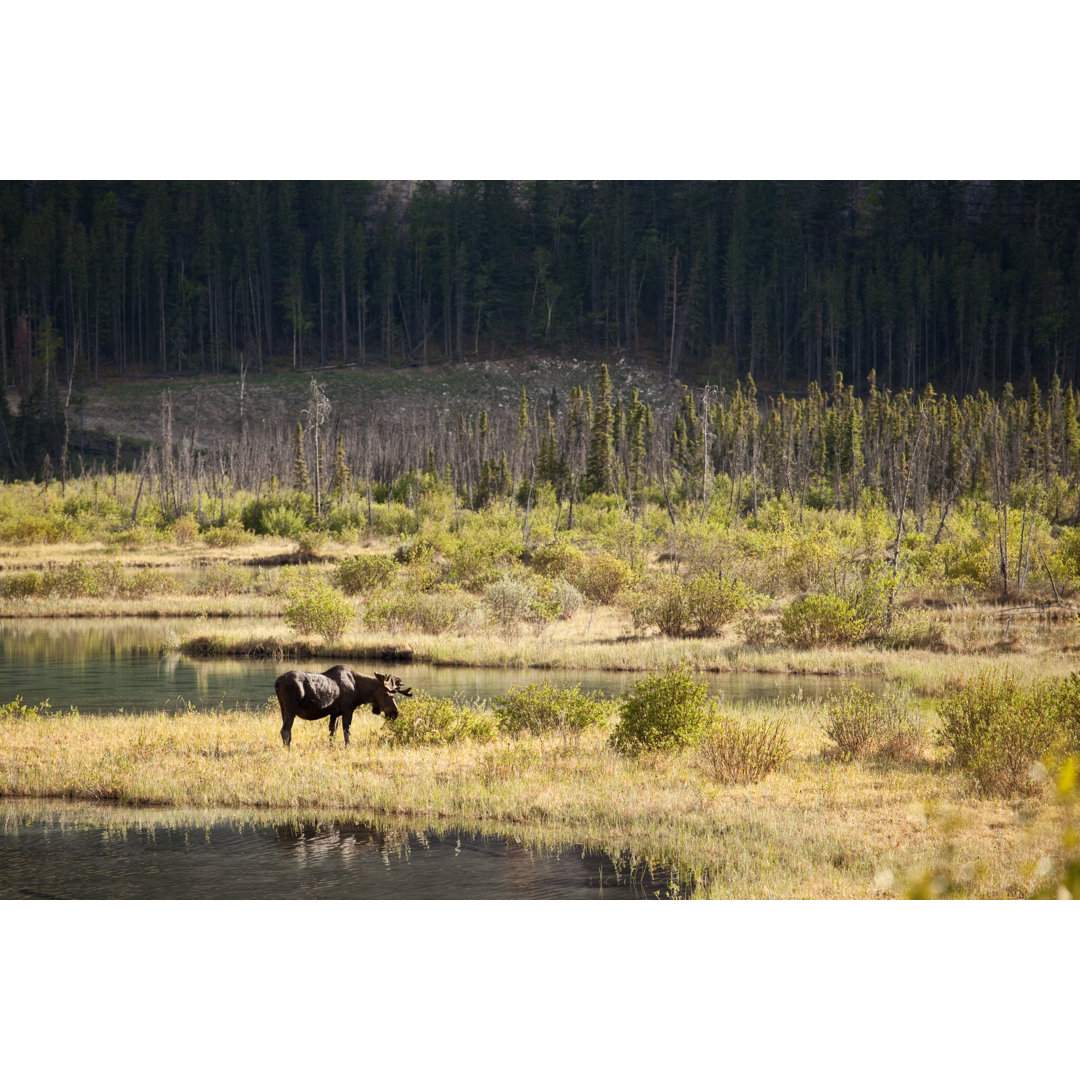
[0,800,682,900]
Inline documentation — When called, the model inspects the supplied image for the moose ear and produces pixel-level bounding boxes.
[374,672,386,681]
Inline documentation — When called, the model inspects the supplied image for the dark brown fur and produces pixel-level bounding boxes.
[274,666,412,748]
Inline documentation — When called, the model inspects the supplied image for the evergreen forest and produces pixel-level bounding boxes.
[2,180,1080,393]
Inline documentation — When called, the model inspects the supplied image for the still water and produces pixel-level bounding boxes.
[0,619,864,900]
[0,803,680,900]
[0,618,875,713]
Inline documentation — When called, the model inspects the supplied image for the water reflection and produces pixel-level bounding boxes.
[0,618,880,713]
[0,803,680,900]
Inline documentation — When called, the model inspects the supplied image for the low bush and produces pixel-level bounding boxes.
[0,696,54,721]
[611,666,714,756]
[117,567,176,599]
[282,576,354,641]
[685,571,755,635]
[241,494,312,538]
[197,563,253,597]
[576,554,633,606]
[334,553,397,594]
[936,672,1061,796]
[494,683,610,741]
[530,538,587,581]
[0,571,45,599]
[697,712,791,784]
[1049,674,1080,754]
[485,575,536,633]
[780,593,867,648]
[380,691,496,745]
[822,683,924,760]
[364,587,477,635]
[202,523,247,548]
[624,574,689,636]
[170,516,200,545]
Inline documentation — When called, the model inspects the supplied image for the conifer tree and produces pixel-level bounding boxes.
[329,433,350,499]
[293,423,309,491]
[584,363,615,494]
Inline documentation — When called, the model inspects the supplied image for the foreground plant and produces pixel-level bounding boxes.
[822,683,924,761]
[379,691,496,746]
[697,711,791,784]
[936,672,1062,797]
[611,666,714,757]
[493,682,611,742]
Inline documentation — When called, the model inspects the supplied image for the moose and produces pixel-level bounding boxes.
[274,665,413,748]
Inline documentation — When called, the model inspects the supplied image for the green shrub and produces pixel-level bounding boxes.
[524,577,584,632]
[117,567,176,599]
[484,575,536,633]
[283,576,354,641]
[380,692,496,745]
[0,696,53,721]
[197,563,252,597]
[697,712,791,784]
[822,683,923,760]
[576,553,633,606]
[530,538,587,581]
[170,515,200,544]
[445,522,522,590]
[611,667,714,756]
[624,574,689,637]
[546,578,584,620]
[334,553,397,594]
[937,672,1061,796]
[202,523,247,548]
[241,494,312,538]
[41,561,121,598]
[0,571,45,599]
[685,571,755,635]
[1048,674,1080,754]
[780,593,867,648]
[494,683,610,741]
[364,587,476,635]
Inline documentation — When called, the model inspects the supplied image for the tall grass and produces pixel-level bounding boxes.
[0,696,1067,898]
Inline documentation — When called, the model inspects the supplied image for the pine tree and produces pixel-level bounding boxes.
[329,434,351,499]
[293,423,309,491]
[627,387,648,503]
[584,363,615,494]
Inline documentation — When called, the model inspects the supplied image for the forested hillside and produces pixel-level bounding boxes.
[3,181,1079,389]
[3,180,1080,483]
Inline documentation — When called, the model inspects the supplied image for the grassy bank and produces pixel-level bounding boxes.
[0,698,1068,899]
[173,615,1080,697]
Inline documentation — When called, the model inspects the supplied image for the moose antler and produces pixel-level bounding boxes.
[377,673,413,697]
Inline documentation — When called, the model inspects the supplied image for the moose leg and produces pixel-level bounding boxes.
[341,711,353,747]
[328,714,340,741]
[280,710,295,749]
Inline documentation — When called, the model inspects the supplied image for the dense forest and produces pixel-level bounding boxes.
[2,180,1080,394]
[3,179,1080,489]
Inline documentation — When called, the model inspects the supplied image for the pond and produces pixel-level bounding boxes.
[0,802,683,900]
[0,618,878,714]
[0,619,870,900]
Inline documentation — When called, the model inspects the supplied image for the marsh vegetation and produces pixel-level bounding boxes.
[3,361,1080,897]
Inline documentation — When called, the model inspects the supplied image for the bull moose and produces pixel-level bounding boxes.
[274,665,413,748]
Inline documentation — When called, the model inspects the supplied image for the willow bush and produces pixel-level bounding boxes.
[936,672,1063,796]
[822,683,924,761]
[282,575,354,642]
[493,683,610,741]
[696,712,791,784]
[380,692,496,745]
[611,667,715,757]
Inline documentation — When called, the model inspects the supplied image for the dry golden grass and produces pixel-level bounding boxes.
[0,699,1066,898]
